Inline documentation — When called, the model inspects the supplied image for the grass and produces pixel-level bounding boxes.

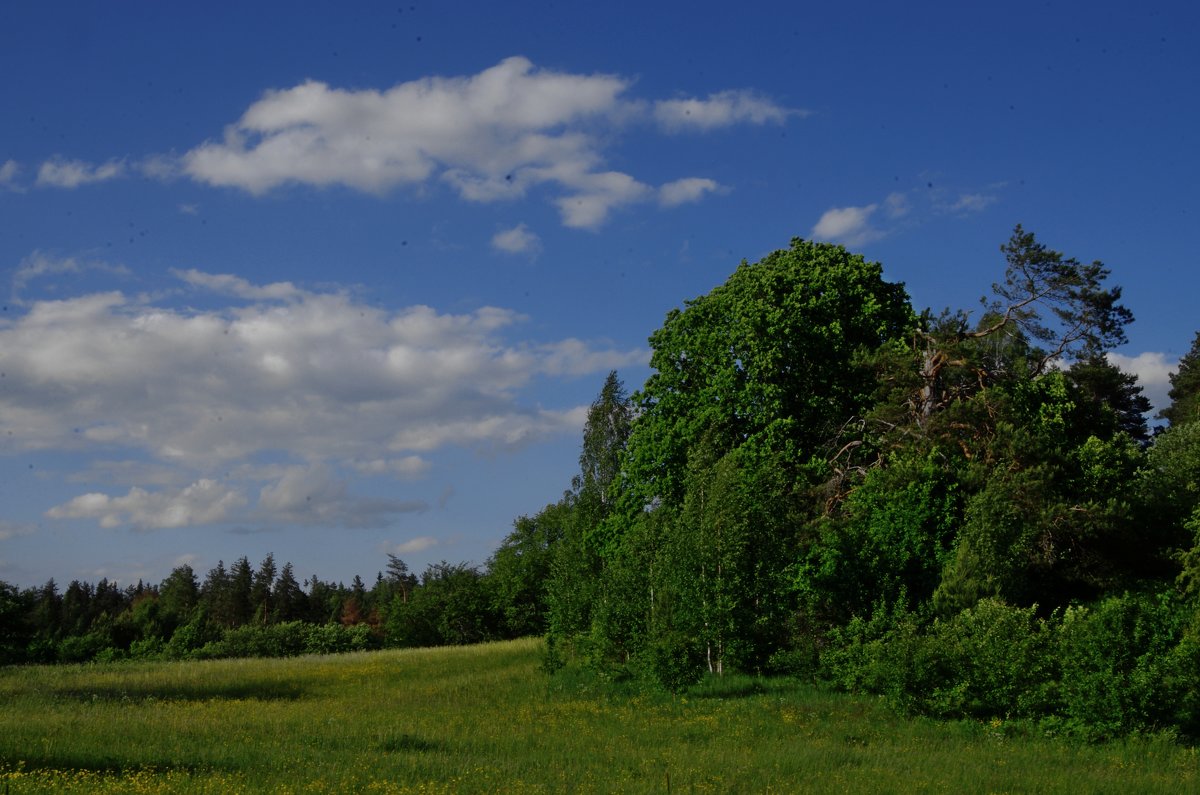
[0,637,1196,793]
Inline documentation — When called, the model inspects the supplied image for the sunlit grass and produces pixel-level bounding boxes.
[1,637,1196,792]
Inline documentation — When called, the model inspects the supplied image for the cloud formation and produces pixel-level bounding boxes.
[491,223,542,255]
[5,267,646,531]
[812,184,1000,246]
[180,57,790,227]
[654,90,797,131]
[0,160,20,191]
[12,252,132,301]
[47,480,248,531]
[811,203,882,246]
[659,177,722,207]
[37,157,125,188]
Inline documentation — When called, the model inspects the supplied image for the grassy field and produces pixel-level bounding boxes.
[0,638,1197,793]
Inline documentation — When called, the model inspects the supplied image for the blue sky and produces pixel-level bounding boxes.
[1,1,1197,589]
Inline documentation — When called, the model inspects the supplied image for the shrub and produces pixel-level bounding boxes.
[1056,592,1195,739]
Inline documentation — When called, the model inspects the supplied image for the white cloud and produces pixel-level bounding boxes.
[947,192,998,213]
[654,90,797,132]
[383,536,439,555]
[659,177,722,207]
[1107,351,1175,415]
[883,192,910,219]
[811,203,882,246]
[538,339,650,376]
[6,266,646,530]
[184,57,628,198]
[491,223,542,255]
[173,268,302,300]
[47,479,247,531]
[549,167,653,229]
[351,456,432,479]
[811,181,1001,247]
[11,252,132,301]
[36,157,125,188]
[0,160,20,191]
[176,58,789,226]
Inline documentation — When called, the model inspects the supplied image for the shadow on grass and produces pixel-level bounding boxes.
[51,680,306,703]
[686,675,768,699]
[376,733,444,754]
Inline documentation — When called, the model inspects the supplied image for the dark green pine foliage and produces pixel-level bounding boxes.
[1160,331,1200,428]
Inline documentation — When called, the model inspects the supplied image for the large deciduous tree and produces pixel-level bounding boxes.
[589,238,914,680]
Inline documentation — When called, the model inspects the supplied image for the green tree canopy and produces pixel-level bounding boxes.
[619,238,914,515]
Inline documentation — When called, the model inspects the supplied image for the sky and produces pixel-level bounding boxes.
[1,1,1197,590]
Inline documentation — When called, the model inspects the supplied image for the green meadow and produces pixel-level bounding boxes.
[0,638,1196,793]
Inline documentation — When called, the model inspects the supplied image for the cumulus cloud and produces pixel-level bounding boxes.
[351,456,432,479]
[47,479,248,531]
[0,160,20,190]
[7,266,646,530]
[659,177,723,207]
[11,252,132,301]
[812,182,1002,247]
[491,223,541,255]
[383,536,439,555]
[811,203,882,246]
[654,90,797,132]
[36,157,125,188]
[173,268,302,300]
[175,57,791,227]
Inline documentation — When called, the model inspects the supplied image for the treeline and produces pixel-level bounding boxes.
[0,550,554,664]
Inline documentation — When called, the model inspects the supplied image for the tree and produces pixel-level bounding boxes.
[1067,356,1152,443]
[578,371,634,509]
[228,557,254,626]
[272,562,306,622]
[488,503,568,638]
[386,562,496,647]
[988,225,1132,372]
[911,226,1134,424]
[588,238,914,677]
[545,372,634,654]
[1160,331,1200,427]
[251,553,277,624]
[619,237,914,519]
[0,580,32,665]
[385,554,417,604]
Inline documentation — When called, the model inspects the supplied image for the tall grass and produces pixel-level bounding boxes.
[1,638,1196,793]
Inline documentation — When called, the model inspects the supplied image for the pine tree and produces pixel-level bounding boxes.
[1160,331,1200,427]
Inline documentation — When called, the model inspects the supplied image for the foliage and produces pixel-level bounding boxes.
[1160,331,1200,427]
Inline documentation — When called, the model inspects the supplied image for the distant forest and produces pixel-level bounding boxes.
[4,227,1200,740]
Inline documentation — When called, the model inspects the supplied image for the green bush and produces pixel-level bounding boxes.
[642,630,704,693]
[55,632,111,663]
[1056,593,1195,739]
[918,599,1058,719]
[821,592,1200,739]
